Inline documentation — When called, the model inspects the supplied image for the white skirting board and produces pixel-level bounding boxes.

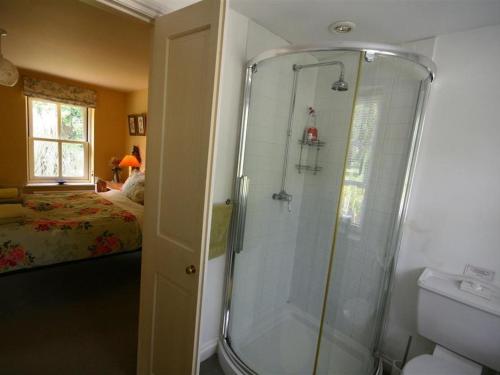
[199,337,219,362]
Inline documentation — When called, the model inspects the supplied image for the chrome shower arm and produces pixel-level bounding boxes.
[294,60,346,80]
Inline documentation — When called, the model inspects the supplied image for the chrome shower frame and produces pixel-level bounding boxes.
[218,42,436,375]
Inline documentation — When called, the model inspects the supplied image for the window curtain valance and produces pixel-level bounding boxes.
[23,76,97,108]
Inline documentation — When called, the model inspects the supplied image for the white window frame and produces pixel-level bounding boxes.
[27,97,94,184]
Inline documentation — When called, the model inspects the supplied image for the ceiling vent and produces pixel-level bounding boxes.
[329,21,356,34]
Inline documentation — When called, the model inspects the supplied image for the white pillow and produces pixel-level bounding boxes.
[122,171,145,204]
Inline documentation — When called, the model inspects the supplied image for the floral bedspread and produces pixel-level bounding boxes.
[0,192,142,274]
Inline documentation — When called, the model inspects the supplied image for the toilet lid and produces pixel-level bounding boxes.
[403,355,480,375]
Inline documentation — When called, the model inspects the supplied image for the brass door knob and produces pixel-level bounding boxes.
[185,265,196,275]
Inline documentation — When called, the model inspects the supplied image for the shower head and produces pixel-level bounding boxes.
[332,78,348,91]
[332,66,348,91]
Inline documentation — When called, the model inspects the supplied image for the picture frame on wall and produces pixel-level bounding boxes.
[128,115,137,135]
[137,114,147,136]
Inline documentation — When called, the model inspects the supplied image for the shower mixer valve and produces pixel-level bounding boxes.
[272,190,293,212]
[272,190,292,202]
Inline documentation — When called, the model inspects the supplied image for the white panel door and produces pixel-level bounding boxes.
[137,1,225,373]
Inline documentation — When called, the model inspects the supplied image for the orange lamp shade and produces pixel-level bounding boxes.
[119,155,141,168]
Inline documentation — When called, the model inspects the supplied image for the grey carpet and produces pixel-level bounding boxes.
[200,354,224,375]
[0,252,141,375]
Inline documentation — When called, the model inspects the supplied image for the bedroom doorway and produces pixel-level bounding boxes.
[0,0,150,373]
[0,0,225,372]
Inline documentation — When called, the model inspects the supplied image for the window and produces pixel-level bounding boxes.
[27,98,94,183]
[340,96,379,227]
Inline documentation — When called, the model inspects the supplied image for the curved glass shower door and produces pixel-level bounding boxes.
[226,50,362,374]
[315,55,431,374]
[221,45,434,375]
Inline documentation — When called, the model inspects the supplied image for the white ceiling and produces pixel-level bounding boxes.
[140,0,500,44]
[229,0,500,44]
[0,0,152,91]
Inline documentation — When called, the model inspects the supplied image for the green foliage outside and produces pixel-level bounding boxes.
[61,105,85,140]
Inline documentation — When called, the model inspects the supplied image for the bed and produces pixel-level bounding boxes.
[0,190,143,275]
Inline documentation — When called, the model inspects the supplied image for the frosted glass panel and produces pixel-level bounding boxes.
[33,140,59,177]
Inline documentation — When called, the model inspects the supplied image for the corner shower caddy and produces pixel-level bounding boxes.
[296,138,325,174]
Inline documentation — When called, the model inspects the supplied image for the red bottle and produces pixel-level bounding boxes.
[305,106,318,142]
[307,127,318,141]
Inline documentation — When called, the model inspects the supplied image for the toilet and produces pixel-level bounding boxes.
[402,268,500,375]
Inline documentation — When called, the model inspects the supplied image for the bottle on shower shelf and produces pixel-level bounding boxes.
[304,106,318,143]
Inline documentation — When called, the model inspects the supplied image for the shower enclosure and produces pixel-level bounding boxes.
[218,43,436,375]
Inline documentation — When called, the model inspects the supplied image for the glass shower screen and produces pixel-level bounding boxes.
[220,46,433,375]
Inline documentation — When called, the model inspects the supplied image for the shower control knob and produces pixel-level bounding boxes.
[185,265,197,275]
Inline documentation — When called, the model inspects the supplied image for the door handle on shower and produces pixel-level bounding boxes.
[234,175,249,254]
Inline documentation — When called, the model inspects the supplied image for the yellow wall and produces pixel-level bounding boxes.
[0,69,128,186]
[125,88,148,176]
[0,77,26,186]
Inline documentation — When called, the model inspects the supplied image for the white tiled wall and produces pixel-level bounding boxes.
[228,31,319,344]
[288,52,360,320]
[230,57,318,336]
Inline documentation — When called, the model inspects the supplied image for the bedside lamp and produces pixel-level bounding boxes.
[119,154,141,177]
